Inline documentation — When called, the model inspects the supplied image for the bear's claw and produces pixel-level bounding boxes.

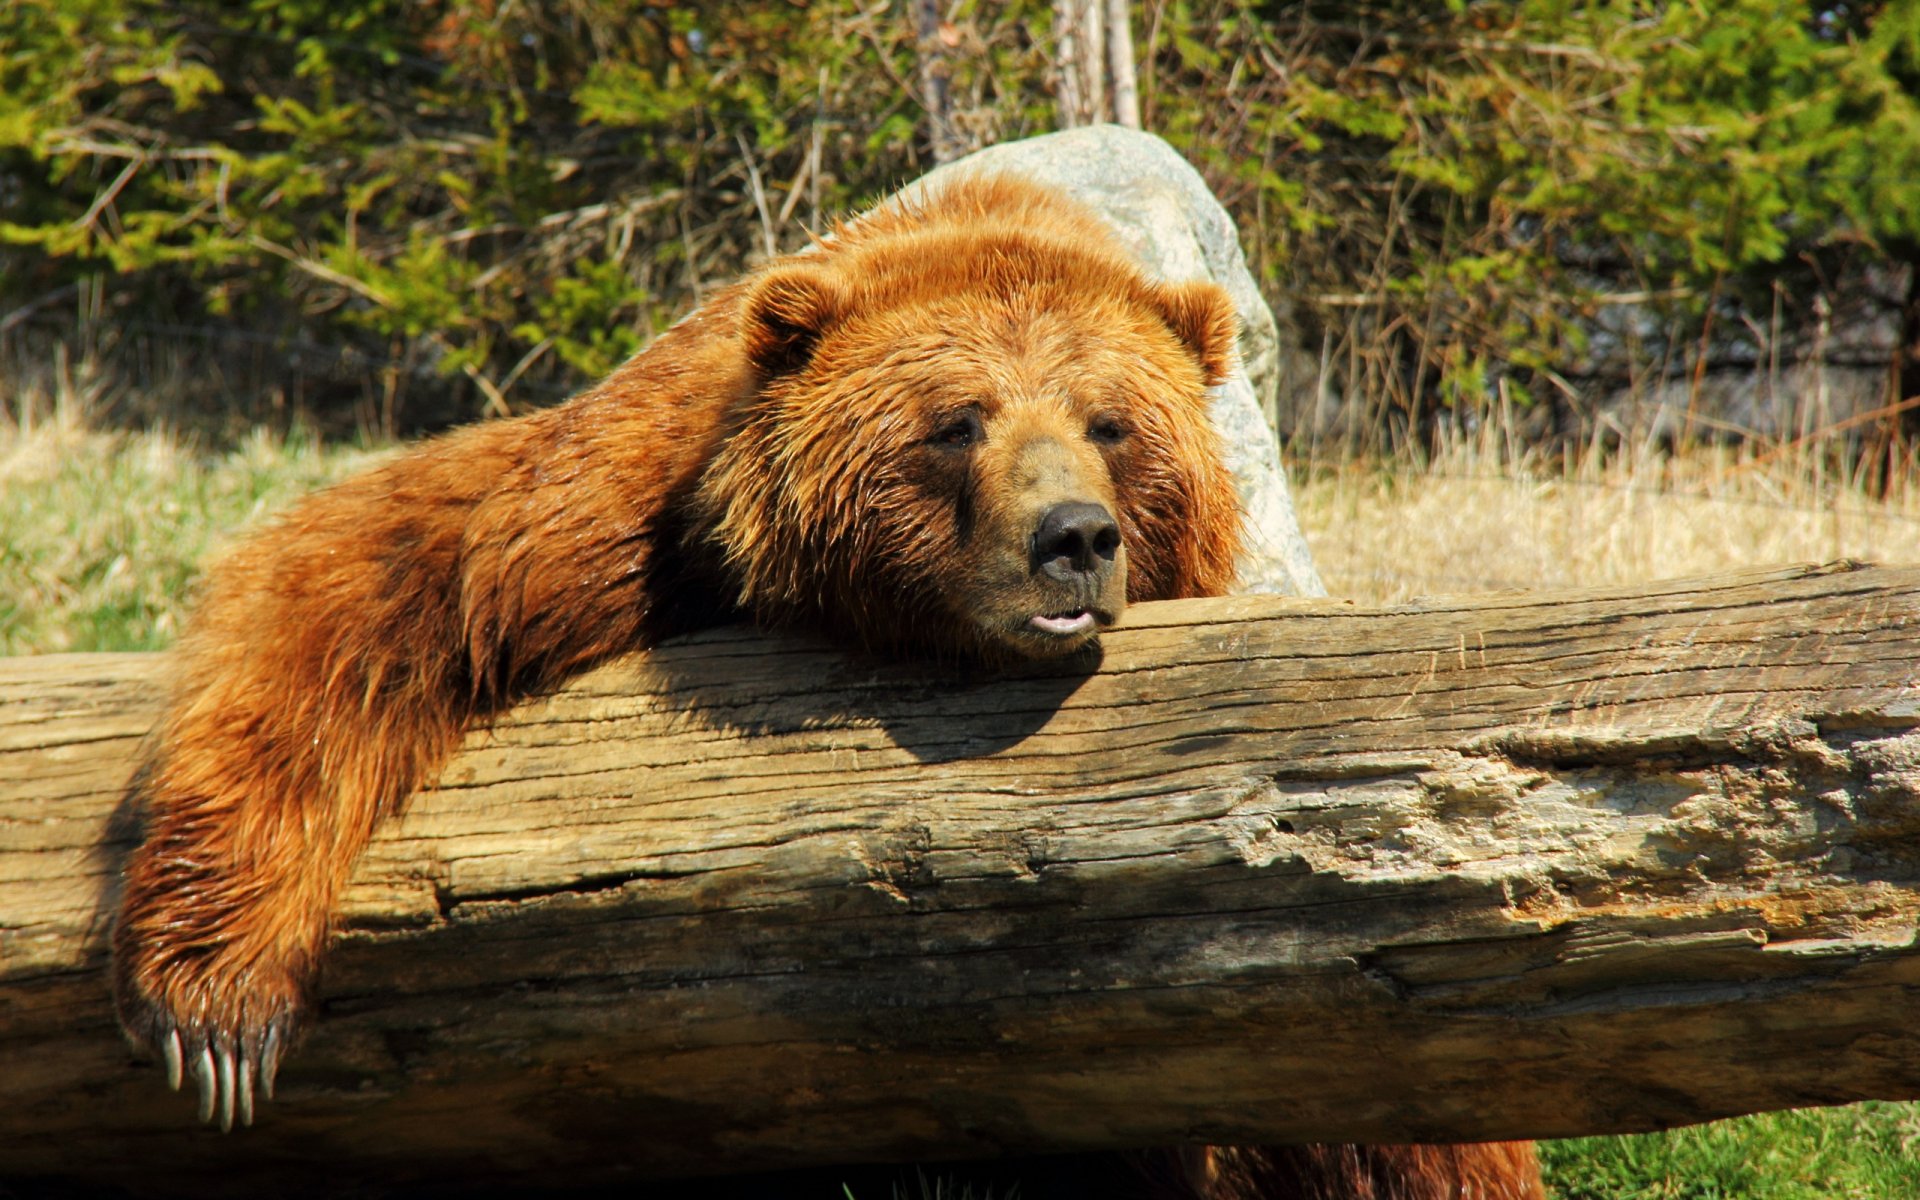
[162,1027,183,1091]
[132,1002,296,1131]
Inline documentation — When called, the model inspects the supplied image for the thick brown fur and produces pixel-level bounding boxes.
[1173,1143,1546,1200]
[113,175,1543,1199]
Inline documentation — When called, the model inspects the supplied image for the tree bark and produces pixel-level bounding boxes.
[4,562,1920,1194]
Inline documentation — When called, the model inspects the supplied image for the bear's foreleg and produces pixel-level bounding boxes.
[113,411,686,1128]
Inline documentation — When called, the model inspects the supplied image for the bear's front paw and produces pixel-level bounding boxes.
[117,978,303,1131]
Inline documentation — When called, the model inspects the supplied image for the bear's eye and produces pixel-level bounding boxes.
[929,411,982,450]
[1088,416,1129,446]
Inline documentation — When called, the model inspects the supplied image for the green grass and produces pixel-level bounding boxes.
[1542,1104,1920,1199]
[8,404,1920,1196]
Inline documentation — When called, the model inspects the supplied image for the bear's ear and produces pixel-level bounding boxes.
[1150,280,1239,388]
[742,263,849,378]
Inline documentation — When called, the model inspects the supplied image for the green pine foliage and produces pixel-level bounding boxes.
[0,1,1051,429]
[1148,1,1920,445]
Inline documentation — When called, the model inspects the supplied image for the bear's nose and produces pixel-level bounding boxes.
[1032,502,1121,581]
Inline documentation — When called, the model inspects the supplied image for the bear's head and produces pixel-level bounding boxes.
[693,178,1244,663]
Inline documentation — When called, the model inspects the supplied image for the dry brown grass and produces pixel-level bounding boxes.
[1292,431,1920,604]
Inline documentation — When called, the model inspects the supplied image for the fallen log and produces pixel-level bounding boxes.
[3,560,1919,1194]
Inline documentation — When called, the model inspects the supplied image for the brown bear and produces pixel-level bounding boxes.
[112,175,1542,1200]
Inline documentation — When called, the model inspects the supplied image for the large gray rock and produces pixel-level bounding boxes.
[909,125,1325,597]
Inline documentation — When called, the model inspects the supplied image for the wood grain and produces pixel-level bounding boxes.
[4,561,1919,1193]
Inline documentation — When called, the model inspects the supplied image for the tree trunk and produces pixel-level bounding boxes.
[1079,0,1106,126]
[1053,0,1105,127]
[5,562,1920,1195]
[1890,240,1920,449]
[916,0,961,164]
[1106,0,1141,129]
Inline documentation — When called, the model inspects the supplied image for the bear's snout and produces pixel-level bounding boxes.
[968,426,1130,655]
[1031,502,1120,583]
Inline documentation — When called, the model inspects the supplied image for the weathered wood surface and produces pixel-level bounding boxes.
[4,561,1920,1194]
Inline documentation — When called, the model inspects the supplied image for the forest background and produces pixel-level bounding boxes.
[9,0,1920,455]
[7,1,1920,1196]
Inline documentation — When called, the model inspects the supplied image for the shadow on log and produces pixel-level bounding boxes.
[4,561,1920,1194]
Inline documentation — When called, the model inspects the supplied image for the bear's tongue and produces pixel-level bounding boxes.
[1031,610,1095,636]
